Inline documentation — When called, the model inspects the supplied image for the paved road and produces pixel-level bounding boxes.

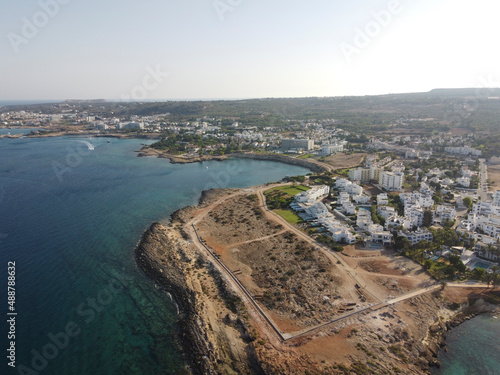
[478,159,490,201]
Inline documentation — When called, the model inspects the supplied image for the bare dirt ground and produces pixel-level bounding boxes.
[322,152,366,170]
[339,247,434,301]
[196,194,365,330]
[487,165,500,187]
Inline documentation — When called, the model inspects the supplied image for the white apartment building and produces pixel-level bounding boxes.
[281,138,314,151]
[349,168,370,182]
[379,171,404,191]
[348,167,381,182]
[397,229,433,245]
[321,143,343,155]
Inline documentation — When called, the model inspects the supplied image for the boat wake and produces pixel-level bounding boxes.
[78,140,95,150]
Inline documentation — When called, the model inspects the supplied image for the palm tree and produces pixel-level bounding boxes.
[491,265,500,289]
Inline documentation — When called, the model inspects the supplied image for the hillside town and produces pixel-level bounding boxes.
[2,104,500,279]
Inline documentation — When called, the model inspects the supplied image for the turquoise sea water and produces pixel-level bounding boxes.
[0,135,311,375]
[432,313,500,375]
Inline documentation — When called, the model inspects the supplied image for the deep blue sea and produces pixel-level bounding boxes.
[0,134,311,375]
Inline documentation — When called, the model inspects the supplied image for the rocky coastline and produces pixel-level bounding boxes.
[137,146,329,172]
[135,222,215,375]
[420,299,500,370]
[134,188,500,374]
[134,214,264,374]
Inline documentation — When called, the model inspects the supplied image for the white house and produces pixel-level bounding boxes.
[295,185,330,203]
[377,193,389,206]
[337,191,350,205]
[385,215,412,230]
[377,206,396,220]
[456,177,470,187]
[493,191,500,206]
[370,231,393,245]
[331,228,356,244]
[398,229,433,245]
[434,205,457,225]
[341,202,356,215]
[346,183,363,196]
[353,194,371,205]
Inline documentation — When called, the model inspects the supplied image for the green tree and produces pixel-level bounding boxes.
[472,267,487,281]
[463,197,472,209]
[423,211,433,227]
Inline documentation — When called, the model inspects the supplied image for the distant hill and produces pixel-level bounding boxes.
[2,89,500,132]
[426,88,500,97]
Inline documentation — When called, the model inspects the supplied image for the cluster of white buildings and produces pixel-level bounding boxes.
[356,209,393,245]
[290,185,356,244]
[444,146,482,157]
[457,191,500,249]
[334,178,368,215]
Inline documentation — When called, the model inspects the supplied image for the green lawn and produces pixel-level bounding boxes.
[268,184,310,196]
[274,209,302,224]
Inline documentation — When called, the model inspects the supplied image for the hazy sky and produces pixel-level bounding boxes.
[1,0,499,100]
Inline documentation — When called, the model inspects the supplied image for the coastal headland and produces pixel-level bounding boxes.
[135,185,500,374]
[136,145,347,173]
